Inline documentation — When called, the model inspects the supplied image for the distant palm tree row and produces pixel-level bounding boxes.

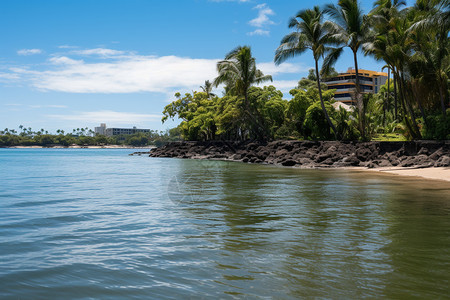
[162,0,448,141]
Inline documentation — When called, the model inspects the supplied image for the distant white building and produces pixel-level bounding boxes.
[94,124,151,136]
[94,123,107,135]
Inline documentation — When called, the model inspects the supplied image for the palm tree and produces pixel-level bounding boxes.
[214,46,272,103]
[325,0,369,138]
[370,0,406,121]
[200,80,216,99]
[214,46,273,140]
[275,6,340,137]
[409,0,449,117]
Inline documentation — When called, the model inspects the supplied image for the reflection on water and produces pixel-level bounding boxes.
[0,149,449,298]
[169,160,450,298]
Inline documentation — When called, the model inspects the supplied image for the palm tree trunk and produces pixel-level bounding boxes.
[398,72,420,139]
[394,71,398,120]
[315,59,338,139]
[412,82,428,128]
[401,74,421,139]
[352,50,365,139]
[387,68,390,115]
[438,76,447,118]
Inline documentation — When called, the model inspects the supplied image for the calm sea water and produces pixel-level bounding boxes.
[0,149,449,299]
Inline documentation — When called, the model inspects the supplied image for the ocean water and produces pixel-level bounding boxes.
[0,148,449,299]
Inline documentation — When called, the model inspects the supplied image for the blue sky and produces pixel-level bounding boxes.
[0,0,409,133]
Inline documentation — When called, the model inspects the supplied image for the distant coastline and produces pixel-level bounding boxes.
[2,145,156,149]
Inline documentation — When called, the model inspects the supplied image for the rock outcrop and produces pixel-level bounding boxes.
[145,140,450,169]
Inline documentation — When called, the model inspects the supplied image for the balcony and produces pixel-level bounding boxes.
[324,78,373,85]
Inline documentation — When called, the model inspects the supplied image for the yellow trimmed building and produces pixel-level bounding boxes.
[323,68,388,105]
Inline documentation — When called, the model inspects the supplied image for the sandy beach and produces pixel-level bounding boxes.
[370,166,450,182]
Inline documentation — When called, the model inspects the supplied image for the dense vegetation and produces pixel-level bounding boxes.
[163,0,449,141]
[0,127,181,147]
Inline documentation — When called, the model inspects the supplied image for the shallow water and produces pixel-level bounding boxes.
[0,149,449,299]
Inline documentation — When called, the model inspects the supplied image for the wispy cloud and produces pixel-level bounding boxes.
[29,104,68,109]
[4,47,307,96]
[4,103,67,109]
[17,49,43,56]
[0,72,20,80]
[48,110,161,124]
[257,62,310,75]
[12,53,219,94]
[247,29,270,36]
[58,45,78,49]
[249,3,274,27]
[49,56,83,65]
[72,48,126,57]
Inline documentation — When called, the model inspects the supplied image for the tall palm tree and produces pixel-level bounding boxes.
[275,6,340,137]
[214,46,272,103]
[409,0,449,117]
[365,0,406,121]
[325,0,369,138]
[200,80,216,99]
[214,46,273,140]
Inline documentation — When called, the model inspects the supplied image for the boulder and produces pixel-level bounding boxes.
[435,156,450,167]
[281,160,296,166]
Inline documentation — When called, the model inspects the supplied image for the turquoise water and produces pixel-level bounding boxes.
[0,149,449,299]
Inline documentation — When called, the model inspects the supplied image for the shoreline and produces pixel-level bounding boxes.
[368,166,450,182]
[2,145,156,149]
[146,140,450,183]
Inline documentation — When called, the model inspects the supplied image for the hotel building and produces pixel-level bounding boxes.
[323,68,388,105]
[94,123,151,136]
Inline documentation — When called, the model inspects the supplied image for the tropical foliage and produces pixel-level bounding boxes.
[162,0,448,142]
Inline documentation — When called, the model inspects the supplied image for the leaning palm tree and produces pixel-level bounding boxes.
[275,6,340,137]
[325,0,369,139]
[200,80,216,99]
[214,46,272,103]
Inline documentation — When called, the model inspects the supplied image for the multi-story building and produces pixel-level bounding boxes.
[94,123,107,135]
[323,68,388,104]
[94,124,151,136]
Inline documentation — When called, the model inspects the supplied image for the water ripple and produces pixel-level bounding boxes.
[0,149,449,298]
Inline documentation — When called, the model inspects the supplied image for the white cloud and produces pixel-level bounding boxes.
[0,72,20,80]
[73,48,125,57]
[29,104,68,109]
[247,29,270,36]
[5,48,307,95]
[257,62,310,75]
[58,45,78,49]
[49,56,83,65]
[249,3,274,28]
[17,49,43,56]
[48,110,161,124]
[11,54,220,94]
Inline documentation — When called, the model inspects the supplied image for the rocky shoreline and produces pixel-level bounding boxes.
[146,140,450,169]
